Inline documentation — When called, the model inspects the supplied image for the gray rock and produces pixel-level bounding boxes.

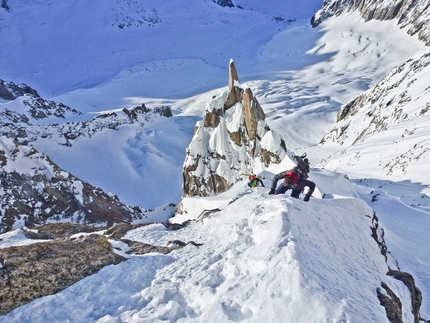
[0,234,125,315]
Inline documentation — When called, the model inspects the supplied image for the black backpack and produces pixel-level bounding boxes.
[294,153,310,174]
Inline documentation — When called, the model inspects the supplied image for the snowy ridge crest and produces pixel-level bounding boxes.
[0,102,172,147]
[182,60,287,197]
[0,80,82,127]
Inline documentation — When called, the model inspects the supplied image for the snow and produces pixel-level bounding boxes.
[1,0,430,321]
[0,179,408,322]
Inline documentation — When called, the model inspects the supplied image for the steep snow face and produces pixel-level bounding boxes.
[319,50,430,193]
[312,0,430,45]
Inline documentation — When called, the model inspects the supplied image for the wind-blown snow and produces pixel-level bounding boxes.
[1,0,430,321]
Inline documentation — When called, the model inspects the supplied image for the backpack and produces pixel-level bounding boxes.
[294,153,310,174]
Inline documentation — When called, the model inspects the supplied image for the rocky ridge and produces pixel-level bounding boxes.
[319,51,430,178]
[312,0,430,45]
[181,60,287,197]
[1,77,177,234]
[0,221,197,315]
[0,137,157,233]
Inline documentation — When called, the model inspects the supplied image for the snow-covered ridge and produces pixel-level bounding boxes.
[319,50,430,187]
[0,79,39,100]
[312,0,430,45]
[1,101,172,147]
[0,136,174,233]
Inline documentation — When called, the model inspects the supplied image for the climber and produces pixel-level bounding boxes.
[268,154,315,201]
[247,174,265,188]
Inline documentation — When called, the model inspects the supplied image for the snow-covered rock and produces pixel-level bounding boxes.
[182,60,287,197]
[0,137,156,233]
[312,0,430,45]
[319,50,430,182]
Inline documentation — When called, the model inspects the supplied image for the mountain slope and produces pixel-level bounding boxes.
[1,0,430,321]
[0,171,416,322]
[312,0,430,45]
[319,50,430,189]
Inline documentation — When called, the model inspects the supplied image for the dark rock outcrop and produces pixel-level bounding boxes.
[1,103,172,147]
[370,211,424,323]
[0,80,39,100]
[387,270,422,323]
[0,221,202,315]
[0,79,82,127]
[213,0,235,8]
[377,282,403,323]
[0,0,9,12]
[0,234,126,315]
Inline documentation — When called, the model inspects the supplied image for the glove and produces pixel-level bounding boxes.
[303,194,310,202]
[268,189,275,195]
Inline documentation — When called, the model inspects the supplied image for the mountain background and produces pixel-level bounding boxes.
[1,0,430,322]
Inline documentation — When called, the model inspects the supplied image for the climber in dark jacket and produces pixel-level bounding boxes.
[268,166,315,202]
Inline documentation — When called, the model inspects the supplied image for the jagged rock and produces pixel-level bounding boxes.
[369,211,423,323]
[225,60,242,110]
[320,51,430,177]
[0,137,149,233]
[23,96,82,120]
[213,0,235,8]
[387,270,422,323]
[0,80,39,100]
[0,234,126,315]
[0,82,82,127]
[181,60,287,197]
[0,102,173,146]
[377,282,403,323]
[23,222,107,240]
[242,87,266,141]
[105,222,151,240]
[311,0,430,45]
[0,0,9,12]
[118,238,202,255]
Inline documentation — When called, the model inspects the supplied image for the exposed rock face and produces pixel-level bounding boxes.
[182,60,287,197]
[0,80,39,100]
[377,282,403,323]
[387,270,422,323]
[0,222,202,315]
[370,212,423,323]
[0,80,82,127]
[0,233,126,315]
[1,102,172,147]
[311,0,430,45]
[0,137,151,233]
[0,83,175,233]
